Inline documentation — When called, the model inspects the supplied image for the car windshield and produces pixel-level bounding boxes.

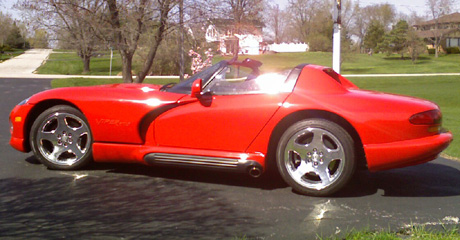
[165,60,228,94]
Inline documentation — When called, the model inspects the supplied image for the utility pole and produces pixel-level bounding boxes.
[332,0,342,73]
[179,0,185,81]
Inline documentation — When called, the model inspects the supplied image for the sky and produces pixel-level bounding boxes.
[1,0,459,19]
[273,0,457,15]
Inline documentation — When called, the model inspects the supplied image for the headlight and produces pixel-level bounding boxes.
[18,97,30,106]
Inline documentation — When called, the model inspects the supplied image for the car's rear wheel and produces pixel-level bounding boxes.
[276,119,356,196]
[30,105,93,170]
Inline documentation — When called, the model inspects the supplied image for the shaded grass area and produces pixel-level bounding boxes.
[349,75,460,158]
[0,49,25,61]
[51,77,178,88]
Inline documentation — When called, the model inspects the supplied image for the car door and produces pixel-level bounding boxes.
[154,65,293,152]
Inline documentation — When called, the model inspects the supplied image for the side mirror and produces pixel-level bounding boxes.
[191,78,202,98]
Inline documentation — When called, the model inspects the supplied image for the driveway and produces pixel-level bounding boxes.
[1,51,460,239]
[0,49,53,78]
[1,77,460,239]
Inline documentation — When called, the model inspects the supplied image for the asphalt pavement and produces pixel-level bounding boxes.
[1,77,460,239]
[1,51,460,239]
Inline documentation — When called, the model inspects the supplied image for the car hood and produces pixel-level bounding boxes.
[27,83,185,106]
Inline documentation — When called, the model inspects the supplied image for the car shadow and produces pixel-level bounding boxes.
[334,161,460,198]
[25,156,460,198]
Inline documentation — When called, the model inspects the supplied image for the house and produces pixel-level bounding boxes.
[414,12,460,50]
[205,19,264,55]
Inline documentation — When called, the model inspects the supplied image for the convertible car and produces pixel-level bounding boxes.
[9,58,453,196]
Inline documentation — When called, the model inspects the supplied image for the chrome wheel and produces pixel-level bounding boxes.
[277,119,355,196]
[284,127,345,190]
[30,105,93,170]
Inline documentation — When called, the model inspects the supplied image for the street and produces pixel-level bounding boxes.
[1,77,460,239]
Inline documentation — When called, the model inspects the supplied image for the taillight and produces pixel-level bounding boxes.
[409,110,442,125]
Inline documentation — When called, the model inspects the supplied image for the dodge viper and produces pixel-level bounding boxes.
[9,58,453,196]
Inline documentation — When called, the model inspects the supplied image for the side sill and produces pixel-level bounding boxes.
[144,153,263,174]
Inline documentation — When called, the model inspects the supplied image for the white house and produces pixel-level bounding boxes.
[205,19,264,55]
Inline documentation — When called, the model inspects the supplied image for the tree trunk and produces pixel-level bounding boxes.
[82,55,91,73]
[435,36,439,58]
[121,52,133,83]
[135,0,171,83]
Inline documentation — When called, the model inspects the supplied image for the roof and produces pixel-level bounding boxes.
[208,18,264,35]
[416,28,459,38]
[415,12,460,26]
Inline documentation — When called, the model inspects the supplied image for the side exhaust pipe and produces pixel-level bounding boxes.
[248,166,262,178]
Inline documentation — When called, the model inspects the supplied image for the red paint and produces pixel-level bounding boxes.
[9,64,453,172]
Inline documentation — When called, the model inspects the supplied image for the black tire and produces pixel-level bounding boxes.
[30,105,93,170]
[276,119,356,196]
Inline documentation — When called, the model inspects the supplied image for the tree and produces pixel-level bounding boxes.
[406,27,426,63]
[6,22,27,49]
[0,12,14,46]
[135,0,176,83]
[17,0,105,73]
[350,3,396,53]
[286,0,320,42]
[363,20,385,53]
[221,0,264,34]
[381,20,409,58]
[104,0,177,83]
[266,3,289,43]
[29,29,49,48]
[426,0,455,57]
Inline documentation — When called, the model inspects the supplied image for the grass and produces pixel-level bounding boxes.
[51,77,178,88]
[0,49,25,61]
[37,52,123,75]
[214,52,460,74]
[319,225,460,240]
[232,225,460,239]
[38,51,460,76]
[349,75,460,159]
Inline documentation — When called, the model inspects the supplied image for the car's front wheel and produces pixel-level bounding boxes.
[276,119,356,196]
[30,105,93,170]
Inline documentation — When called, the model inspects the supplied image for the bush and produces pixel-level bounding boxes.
[446,47,460,54]
[0,45,13,52]
[427,48,435,54]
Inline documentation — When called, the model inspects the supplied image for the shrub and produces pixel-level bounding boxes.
[446,47,460,54]
[427,48,435,54]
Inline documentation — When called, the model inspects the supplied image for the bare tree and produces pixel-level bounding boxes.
[266,3,289,43]
[104,0,177,83]
[136,0,176,83]
[17,0,105,73]
[286,0,320,42]
[223,0,264,33]
[426,0,455,57]
[350,3,396,53]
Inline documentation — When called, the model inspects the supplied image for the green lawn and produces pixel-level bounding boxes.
[319,226,460,240]
[349,75,460,158]
[51,77,178,88]
[39,51,460,76]
[0,49,25,61]
[37,52,123,75]
[214,52,460,74]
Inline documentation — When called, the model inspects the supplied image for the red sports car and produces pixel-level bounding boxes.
[9,58,453,196]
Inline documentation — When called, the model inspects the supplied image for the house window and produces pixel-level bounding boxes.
[447,38,460,47]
